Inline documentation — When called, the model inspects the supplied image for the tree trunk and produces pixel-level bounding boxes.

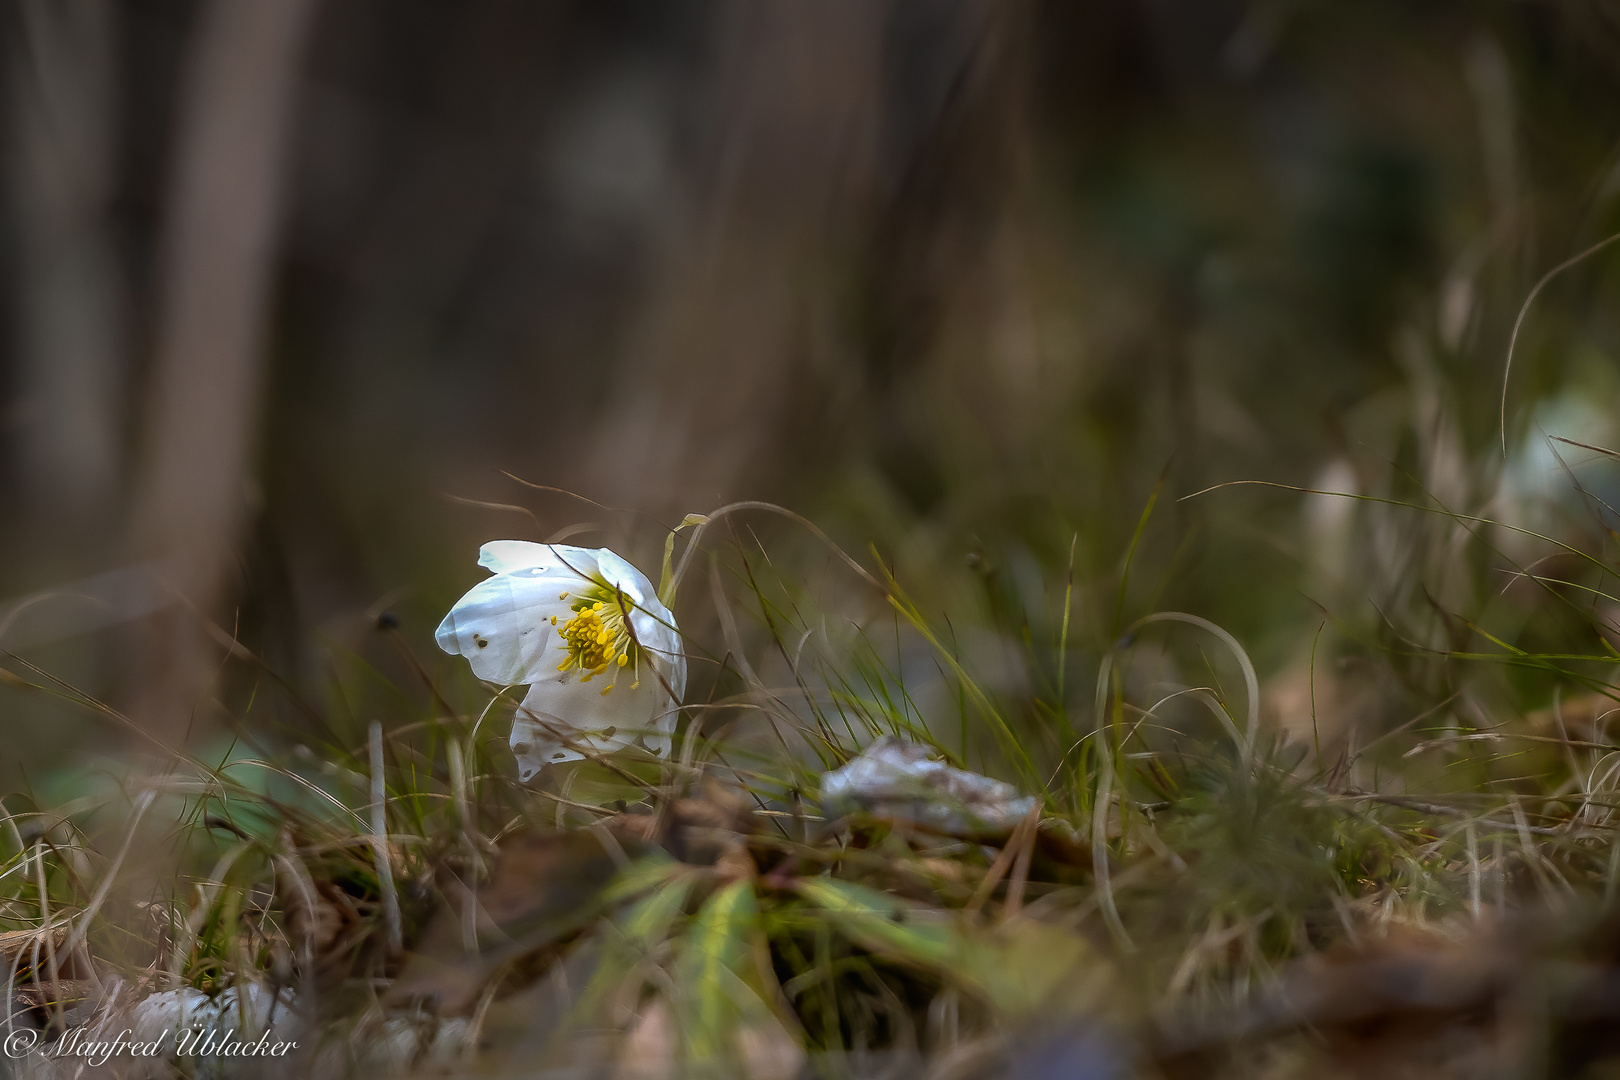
[127,0,318,746]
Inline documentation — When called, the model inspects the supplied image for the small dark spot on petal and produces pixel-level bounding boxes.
[476,637,488,648]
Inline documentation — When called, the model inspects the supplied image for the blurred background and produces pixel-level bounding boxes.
[3,0,1620,786]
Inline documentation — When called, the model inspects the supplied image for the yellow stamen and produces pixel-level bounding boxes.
[554,578,641,687]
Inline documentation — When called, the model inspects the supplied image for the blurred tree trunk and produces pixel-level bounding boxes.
[591,0,1036,517]
[127,0,317,746]
[590,0,887,509]
[6,0,123,514]
[861,0,1036,514]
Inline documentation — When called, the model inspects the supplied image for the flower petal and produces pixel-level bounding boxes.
[590,548,686,702]
[592,548,651,603]
[477,541,601,579]
[624,607,686,720]
[510,673,666,779]
[435,571,575,684]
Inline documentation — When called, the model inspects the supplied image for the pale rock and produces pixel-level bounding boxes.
[820,737,1037,836]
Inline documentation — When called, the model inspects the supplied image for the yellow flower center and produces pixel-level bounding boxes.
[553,581,640,694]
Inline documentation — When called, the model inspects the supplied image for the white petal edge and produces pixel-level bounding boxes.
[434,571,576,684]
[478,541,602,579]
[511,675,655,778]
[588,549,686,701]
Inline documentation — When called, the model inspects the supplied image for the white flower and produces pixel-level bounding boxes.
[436,541,686,781]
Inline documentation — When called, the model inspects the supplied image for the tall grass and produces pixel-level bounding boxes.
[3,452,1620,1076]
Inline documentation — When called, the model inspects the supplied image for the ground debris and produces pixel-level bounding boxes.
[0,926,67,971]
[387,828,628,1014]
[1151,914,1620,1080]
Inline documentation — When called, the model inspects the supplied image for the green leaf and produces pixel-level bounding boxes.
[617,871,695,948]
[966,918,1102,1016]
[675,880,764,1062]
[572,869,697,1027]
[602,852,686,906]
[659,513,710,605]
[796,878,1104,1016]
[796,878,957,968]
